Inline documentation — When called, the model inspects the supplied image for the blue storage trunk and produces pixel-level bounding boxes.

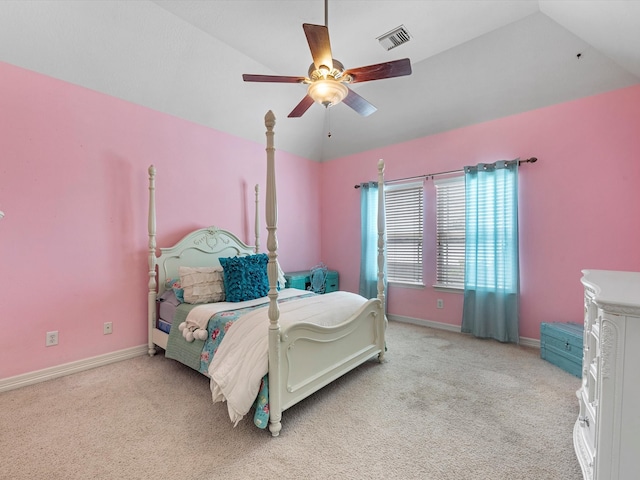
[284,271,310,290]
[540,322,584,377]
[284,270,339,293]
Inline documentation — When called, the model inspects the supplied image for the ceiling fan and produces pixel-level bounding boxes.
[242,1,412,118]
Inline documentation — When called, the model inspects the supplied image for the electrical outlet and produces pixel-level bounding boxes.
[437,299,444,309]
[103,322,113,335]
[46,331,58,347]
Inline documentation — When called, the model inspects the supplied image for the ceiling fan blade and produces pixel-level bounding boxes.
[303,23,333,71]
[343,88,377,117]
[288,95,315,118]
[345,58,412,83]
[243,74,306,83]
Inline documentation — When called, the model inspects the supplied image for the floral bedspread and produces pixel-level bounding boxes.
[196,294,313,428]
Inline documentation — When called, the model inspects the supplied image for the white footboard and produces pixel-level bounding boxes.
[278,298,385,412]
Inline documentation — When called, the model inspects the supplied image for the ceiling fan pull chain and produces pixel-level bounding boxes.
[327,107,332,138]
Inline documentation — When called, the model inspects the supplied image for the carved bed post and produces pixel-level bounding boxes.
[254,184,260,254]
[377,159,386,362]
[264,110,282,437]
[148,165,158,356]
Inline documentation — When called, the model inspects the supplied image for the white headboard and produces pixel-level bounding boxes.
[156,226,256,296]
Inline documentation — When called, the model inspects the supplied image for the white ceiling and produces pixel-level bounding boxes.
[1,1,639,161]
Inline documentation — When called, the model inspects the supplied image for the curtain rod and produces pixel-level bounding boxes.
[354,157,537,189]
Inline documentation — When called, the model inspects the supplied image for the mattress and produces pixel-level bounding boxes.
[157,289,180,333]
[158,301,178,324]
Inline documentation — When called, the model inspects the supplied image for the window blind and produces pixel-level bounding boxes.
[434,176,465,288]
[384,181,424,284]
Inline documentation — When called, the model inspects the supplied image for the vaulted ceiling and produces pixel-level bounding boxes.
[1,1,638,161]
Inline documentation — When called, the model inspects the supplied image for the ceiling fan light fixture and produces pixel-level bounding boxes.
[243,20,411,117]
[308,79,348,107]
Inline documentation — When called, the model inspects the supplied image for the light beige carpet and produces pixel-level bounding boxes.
[0,321,582,480]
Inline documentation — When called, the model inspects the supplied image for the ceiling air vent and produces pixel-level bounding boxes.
[377,25,411,51]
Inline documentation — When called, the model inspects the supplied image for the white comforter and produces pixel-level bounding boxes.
[209,291,368,425]
[179,288,307,342]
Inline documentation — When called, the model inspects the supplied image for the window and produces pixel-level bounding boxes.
[384,181,424,285]
[434,176,465,289]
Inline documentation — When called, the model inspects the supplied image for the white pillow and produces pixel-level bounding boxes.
[178,266,225,304]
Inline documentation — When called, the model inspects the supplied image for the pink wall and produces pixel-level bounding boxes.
[2,58,638,381]
[0,62,321,379]
[321,84,640,340]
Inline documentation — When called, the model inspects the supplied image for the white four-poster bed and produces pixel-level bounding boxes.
[147,110,386,436]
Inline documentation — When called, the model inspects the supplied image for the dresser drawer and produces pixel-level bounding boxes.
[540,322,584,377]
[580,396,597,454]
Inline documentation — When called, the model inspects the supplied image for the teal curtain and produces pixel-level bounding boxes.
[359,182,385,302]
[461,161,519,343]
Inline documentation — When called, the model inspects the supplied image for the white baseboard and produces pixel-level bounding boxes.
[388,314,462,333]
[518,336,540,349]
[0,345,148,393]
[389,314,540,349]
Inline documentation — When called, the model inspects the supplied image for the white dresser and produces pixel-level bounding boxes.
[574,270,640,480]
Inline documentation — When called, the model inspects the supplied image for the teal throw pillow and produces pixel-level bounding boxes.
[220,253,269,302]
